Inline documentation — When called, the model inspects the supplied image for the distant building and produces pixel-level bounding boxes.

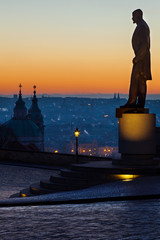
[0,85,44,151]
[78,139,98,155]
[113,93,120,100]
[97,146,116,157]
[66,139,117,157]
[13,94,18,100]
[66,139,98,156]
[117,92,120,100]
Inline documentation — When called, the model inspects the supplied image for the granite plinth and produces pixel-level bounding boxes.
[116,107,149,118]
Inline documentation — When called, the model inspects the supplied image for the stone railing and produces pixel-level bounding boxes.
[0,148,110,167]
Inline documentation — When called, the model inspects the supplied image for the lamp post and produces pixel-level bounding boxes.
[74,127,80,162]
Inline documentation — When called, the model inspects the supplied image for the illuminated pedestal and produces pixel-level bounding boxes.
[119,113,156,154]
[114,112,157,166]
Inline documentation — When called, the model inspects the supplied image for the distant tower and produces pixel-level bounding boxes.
[117,92,120,100]
[114,93,116,99]
[28,86,44,150]
[13,84,27,119]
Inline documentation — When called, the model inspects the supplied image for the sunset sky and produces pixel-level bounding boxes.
[0,0,160,95]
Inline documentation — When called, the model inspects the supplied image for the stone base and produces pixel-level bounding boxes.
[116,107,149,118]
[112,154,159,166]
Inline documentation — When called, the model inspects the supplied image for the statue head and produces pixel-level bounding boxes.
[132,9,143,24]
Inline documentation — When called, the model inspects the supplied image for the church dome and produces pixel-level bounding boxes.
[0,84,44,151]
[2,119,42,137]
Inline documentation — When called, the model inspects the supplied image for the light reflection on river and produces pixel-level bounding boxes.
[0,200,160,240]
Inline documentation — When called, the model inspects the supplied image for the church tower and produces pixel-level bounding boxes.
[28,86,44,150]
[13,84,27,119]
[1,84,44,152]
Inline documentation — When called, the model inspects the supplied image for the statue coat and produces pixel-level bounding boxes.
[132,19,152,80]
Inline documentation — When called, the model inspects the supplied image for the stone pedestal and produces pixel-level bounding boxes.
[116,107,149,118]
[119,113,156,154]
[113,108,157,166]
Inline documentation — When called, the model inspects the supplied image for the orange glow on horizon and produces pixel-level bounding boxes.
[1,51,160,95]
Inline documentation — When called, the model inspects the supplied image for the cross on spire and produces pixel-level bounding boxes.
[19,83,22,97]
[19,84,22,91]
[33,85,36,97]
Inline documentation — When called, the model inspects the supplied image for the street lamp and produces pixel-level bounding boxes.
[74,127,80,161]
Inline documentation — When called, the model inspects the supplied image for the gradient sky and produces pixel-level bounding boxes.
[0,0,160,95]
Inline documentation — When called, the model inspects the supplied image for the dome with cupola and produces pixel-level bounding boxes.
[0,85,44,151]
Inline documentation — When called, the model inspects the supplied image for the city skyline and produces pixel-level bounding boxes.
[0,0,160,95]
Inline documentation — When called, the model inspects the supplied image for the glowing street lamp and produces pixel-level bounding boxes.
[74,127,80,159]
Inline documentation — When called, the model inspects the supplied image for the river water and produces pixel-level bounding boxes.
[0,200,160,240]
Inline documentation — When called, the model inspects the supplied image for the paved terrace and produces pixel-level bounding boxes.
[1,160,160,207]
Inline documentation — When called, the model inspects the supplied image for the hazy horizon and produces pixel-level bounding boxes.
[1,93,160,100]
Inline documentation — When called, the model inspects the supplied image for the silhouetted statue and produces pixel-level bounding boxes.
[123,9,152,108]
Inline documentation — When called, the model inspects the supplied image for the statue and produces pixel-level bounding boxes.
[122,9,152,108]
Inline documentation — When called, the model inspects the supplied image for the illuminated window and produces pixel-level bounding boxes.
[54,150,58,153]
